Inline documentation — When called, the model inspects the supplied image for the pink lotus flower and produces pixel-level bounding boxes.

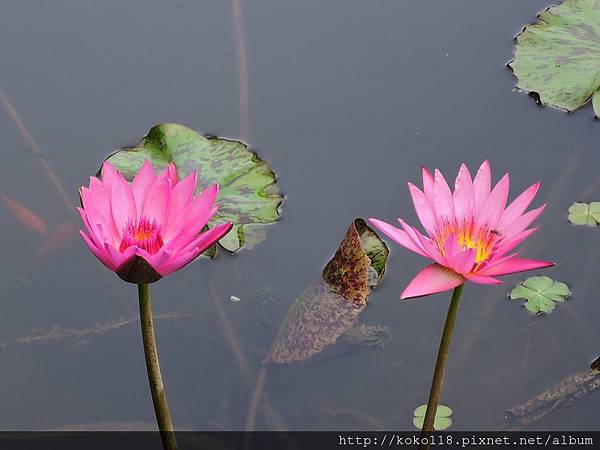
[370,161,554,299]
[78,160,232,283]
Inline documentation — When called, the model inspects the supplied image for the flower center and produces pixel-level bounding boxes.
[120,217,164,255]
[435,221,498,265]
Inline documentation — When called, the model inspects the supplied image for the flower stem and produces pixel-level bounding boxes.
[138,283,178,450]
[419,283,464,448]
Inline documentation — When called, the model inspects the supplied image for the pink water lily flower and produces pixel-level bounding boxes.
[370,161,554,299]
[78,160,232,284]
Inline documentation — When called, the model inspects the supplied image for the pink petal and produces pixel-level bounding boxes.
[77,208,106,249]
[433,169,455,225]
[109,172,137,236]
[156,248,202,276]
[499,204,546,236]
[401,264,464,299]
[141,179,170,227]
[443,234,476,274]
[180,221,233,254]
[368,218,428,257]
[473,160,491,215]
[407,182,437,234]
[452,249,477,274]
[422,166,435,204]
[101,162,120,193]
[107,243,137,271]
[476,173,509,230]
[398,218,445,263]
[464,273,502,285]
[453,163,474,226]
[79,230,117,270]
[131,160,157,216]
[409,225,447,266]
[80,190,120,246]
[494,227,538,257]
[497,182,541,231]
[165,184,219,242]
[477,256,554,277]
[163,171,198,238]
[166,163,179,185]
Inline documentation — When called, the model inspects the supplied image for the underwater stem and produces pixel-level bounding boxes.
[420,284,464,447]
[138,283,178,450]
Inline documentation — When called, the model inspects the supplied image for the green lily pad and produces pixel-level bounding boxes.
[510,276,570,314]
[568,202,600,226]
[509,0,600,116]
[103,123,283,253]
[413,404,452,431]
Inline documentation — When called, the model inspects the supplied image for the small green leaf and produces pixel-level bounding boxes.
[103,123,283,253]
[568,202,600,226]
[509,0,600,116]
[510,276,570,314]
[413,404,453,431]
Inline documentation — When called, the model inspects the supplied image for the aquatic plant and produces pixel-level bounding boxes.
[104,123,283,253]
[369,161,553,437]
[78,160,231,449]
[510,276,570,314]
[509,0,600,117]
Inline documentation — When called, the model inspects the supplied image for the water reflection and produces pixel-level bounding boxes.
[0,0,599,432]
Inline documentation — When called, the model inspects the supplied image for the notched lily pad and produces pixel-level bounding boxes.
[265,219,389,364]
[510,276,570,314]
[413,404,452,431]
[509,0,600,116]
[103,123,283,253]
[568,202,600,226]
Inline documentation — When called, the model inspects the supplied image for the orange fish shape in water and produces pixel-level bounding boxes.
[2,193,48,235]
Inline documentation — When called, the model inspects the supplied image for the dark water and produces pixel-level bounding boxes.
[0,0,599,431]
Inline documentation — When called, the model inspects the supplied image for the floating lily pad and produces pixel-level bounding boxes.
[510,276,570,314]
[103,123,283,253]
[413,404,452,431]
[509,0,600,116]
[265,219,388,364]
[568,202,600,226]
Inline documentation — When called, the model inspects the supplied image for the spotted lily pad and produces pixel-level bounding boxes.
[265,219,389,364]
[509,0,600,116]
[103,123,283,253]
[413,404,452,431]
[568,202,600,226]
[510,276,570,314]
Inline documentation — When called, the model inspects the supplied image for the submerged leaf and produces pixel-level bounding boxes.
[413,404,452,431]
[509,0,600,116]
[103,123,283,253]
[568,202,600,226]
[510,276,570,314]
[507,367,600,427]
[265,219,389,364]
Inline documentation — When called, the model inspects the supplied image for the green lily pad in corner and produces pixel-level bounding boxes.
[510,276,570,314]
[413,404,452,431]
[103,123,283,253]
[509,0,600,117]
[568,202,600,226]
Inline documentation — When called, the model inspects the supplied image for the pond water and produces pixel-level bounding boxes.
[0,0,599,431]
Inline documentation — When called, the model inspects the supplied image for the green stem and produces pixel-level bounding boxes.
[419,284,464,448]
[138,283,178,450]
